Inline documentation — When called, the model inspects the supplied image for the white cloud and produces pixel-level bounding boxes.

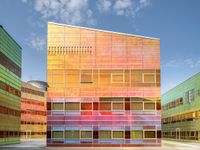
[22,0,96,26]
[97,0,151,18]
[164,59,182,68]
[21,0,28,3]
[97,0,112,12]
[22,0,151,27]
[27,33,46,52]
[139,0,150,8]
[163,58,200,69]
[113,0,132,16]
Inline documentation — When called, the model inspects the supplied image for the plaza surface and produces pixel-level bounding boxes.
[1,139,200,150]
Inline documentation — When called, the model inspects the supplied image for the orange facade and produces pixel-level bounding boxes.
[21,82,46,139]
[47,22,160,146]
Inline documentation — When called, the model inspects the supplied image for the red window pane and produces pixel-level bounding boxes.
[156,101,161,110]
[100,102,111,110]
[125,102,130,110]
[93,102,98,110]
[81,103,92,110]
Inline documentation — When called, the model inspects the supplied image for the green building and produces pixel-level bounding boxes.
[0,25,21,145]
[162,72,200,141]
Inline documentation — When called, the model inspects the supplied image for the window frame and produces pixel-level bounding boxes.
[80,130,93,139]
[112,130,125,139]
[65,102,80,111]
[142,73,156,83]
[99,130,112,140]
[188,89,195,103]
[130,130,143,139]
[80,70,93,84]
[99,102,111,111]
[65,130,80,140]
[130,101,143,111]
[52,130,64,139]
[143,101,156,111]
[112,102,124,111]
[143,130,157,139]
[52,102,64,111]
[111,73,125,83]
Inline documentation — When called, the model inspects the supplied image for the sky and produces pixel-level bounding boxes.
[0,0,200,94]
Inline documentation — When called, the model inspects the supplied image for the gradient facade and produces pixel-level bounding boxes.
[21,81,47,139]
[0,25,21,145]
[162,72,200,141]
[47,22,161,146]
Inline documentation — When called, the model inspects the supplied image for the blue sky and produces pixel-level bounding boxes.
[0,0,200,94]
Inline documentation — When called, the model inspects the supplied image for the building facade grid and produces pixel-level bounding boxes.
[47,22,161,146]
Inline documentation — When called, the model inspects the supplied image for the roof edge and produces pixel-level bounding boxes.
[162,71,200,96]
[0,25,22,49]
[48,22,160,40]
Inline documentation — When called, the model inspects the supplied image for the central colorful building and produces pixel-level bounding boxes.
[47,22,161,146]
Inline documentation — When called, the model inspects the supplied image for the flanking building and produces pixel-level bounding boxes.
[162,72,200,141]
[47,22,161,146]
[20,81,47,139]
[0,25,21,145]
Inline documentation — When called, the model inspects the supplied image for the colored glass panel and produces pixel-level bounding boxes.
[113,131,124,139]
[131,131,143,139]
[52,103,63,110]
[100,102,111,110]
[81,103,92,110]
[52,131,63,138]
[144,131,156,138]
[99,131,111,139]
[65,130,79,139]
[131,102,143,110]
[81,131,92,139]
[65,102,80,111]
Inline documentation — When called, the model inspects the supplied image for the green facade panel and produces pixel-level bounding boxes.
[0,25,21,145]
[0,27,21,67]
[162,72,200,141]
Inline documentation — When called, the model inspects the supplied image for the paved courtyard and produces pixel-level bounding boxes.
[1,139,200,150]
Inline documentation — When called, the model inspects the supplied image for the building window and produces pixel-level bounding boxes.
[93,131,98,139]
[188,89,195,103]
[157,130,161,138]
[100,102,111,111]
[65,102,80,111]
[144,131,156,138]
[80,70,93,83]
[125,131,130,139]
[93,102,98,110]
[131,130,143,139]
[185,91,189,103]
[144,102,155,110]
[111,73,124,83]
[81,103,92,110]
[197,90,200,96]
[81,131,93,139]
[52,103,64,110]
[131,102,143,110]
[112,131,124,139]
[65,130,79,139]
[142,73,156,83]
[99,131,111,139]
[52,131,63,138]
[112,102,124,111]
